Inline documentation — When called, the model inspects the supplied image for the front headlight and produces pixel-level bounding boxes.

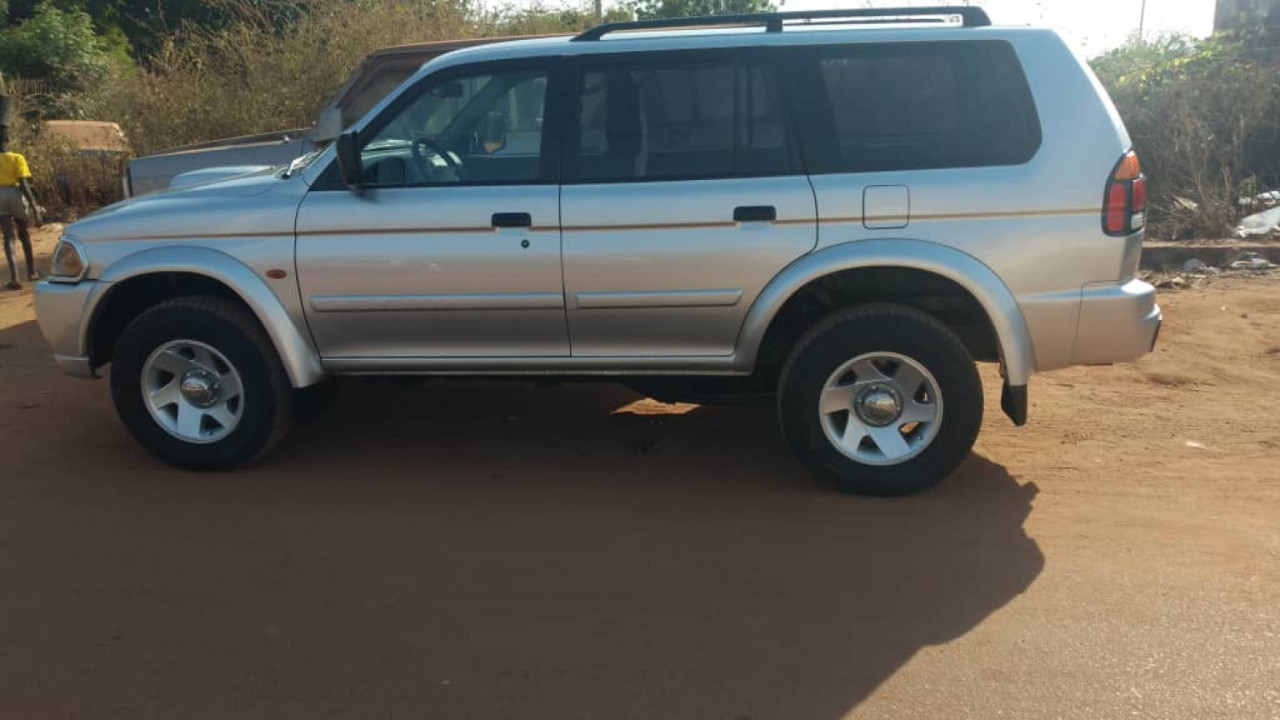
[49,238,89,284]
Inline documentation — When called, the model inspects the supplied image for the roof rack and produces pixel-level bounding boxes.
[571,6,991,42]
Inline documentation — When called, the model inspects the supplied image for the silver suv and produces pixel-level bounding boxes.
[34,7,1161,495]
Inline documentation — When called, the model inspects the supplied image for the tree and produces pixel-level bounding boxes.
[629,0,774,20]
[0,3,111,115]
[3,0,241,58]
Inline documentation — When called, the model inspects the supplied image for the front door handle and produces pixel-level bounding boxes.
[733,205,777,223]
[492,212,532,228]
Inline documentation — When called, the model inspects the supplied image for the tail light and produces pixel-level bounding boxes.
[1103,151,1145,235]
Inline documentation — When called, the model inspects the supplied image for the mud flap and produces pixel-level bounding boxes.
[1001,381,1028,426]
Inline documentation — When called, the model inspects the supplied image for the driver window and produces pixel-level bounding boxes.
[360,68,548,187]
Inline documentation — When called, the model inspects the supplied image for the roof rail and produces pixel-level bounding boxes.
[571,6,991,42]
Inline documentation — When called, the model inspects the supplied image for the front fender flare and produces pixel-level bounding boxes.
[736,239,1037,386]
[89,246,325,388]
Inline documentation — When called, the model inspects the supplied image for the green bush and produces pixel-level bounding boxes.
[1092,30,1280,238]
[0,3,114,118]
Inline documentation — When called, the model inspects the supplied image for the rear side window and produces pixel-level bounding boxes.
[571,53,798,183]
[798,41,1040,173]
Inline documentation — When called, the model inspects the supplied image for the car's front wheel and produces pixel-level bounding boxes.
[778,304,983,496]
[110,296,293,470]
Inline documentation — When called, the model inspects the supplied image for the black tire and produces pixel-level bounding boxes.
[778,303,983,496]
[110,295,293,470]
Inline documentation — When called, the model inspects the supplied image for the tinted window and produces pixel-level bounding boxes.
[358,68,547,187]
[573,55,796,182]
[804,41,1040,173]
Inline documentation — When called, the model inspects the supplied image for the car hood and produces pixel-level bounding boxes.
[69,168,306,244]
[170,165,276,190]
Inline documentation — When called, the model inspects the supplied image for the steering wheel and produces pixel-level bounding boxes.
[411,136,463,181]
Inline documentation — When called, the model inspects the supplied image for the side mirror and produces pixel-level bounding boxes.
[313,105,343,145]
[335,130,363,189]
[477,112,508,154]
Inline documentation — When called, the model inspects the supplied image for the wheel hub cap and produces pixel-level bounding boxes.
[855,383,902,427]
[141,340,245,444]
[818,352,944,466]
[180,371,220,408]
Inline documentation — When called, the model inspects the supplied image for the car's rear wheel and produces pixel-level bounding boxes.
[778,304,983,496]
[110,296,292,470]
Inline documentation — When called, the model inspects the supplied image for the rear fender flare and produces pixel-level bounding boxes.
[736,239,1036,385]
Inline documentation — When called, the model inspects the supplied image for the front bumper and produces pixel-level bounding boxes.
[33,279,101,379]
[1071,279,1162,365]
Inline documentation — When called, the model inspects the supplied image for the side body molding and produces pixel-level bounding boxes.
[91,246,326,388]
[735,239,1038,386]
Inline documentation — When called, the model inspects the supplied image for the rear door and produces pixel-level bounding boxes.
[559,48,816,358]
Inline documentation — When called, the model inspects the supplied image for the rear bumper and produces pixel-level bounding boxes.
[1071,279,1162,365]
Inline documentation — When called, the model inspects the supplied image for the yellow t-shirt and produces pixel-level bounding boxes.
[0,152,32,187]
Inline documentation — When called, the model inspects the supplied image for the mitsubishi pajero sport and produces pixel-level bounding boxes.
[35,7,1161,495]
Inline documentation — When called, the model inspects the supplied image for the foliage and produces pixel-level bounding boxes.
[477,1,630,35]
[1092,30,1280,238]
[1,83,127,219]
[4,0,238,57]
[0,3,113,117]
[100,0,626,156]
[629,0,772,20]
[103,0,572,155]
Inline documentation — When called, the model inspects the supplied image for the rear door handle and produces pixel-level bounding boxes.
[492,212,532,228]
[733,205,776,223]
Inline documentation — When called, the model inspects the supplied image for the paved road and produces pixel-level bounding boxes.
[0,260,1276,719]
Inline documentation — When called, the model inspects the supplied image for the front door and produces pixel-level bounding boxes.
[297,60,567,361]
[560,49,816,358]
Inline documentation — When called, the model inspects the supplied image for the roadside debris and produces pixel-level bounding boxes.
[1142,251,1274,291]
[1234,205,1280,238]
[1228,251,1277,271]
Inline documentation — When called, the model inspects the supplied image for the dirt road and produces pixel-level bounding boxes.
[1,227,1277,719]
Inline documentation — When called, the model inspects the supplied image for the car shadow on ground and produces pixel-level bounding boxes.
[268,379,1044,717]
[1,337,1045,718]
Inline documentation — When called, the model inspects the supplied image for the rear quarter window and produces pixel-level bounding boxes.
[797,40,1041,173]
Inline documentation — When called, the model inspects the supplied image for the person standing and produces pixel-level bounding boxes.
[0,127,42,290]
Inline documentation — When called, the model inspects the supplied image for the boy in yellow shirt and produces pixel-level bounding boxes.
[0,127,42,290]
